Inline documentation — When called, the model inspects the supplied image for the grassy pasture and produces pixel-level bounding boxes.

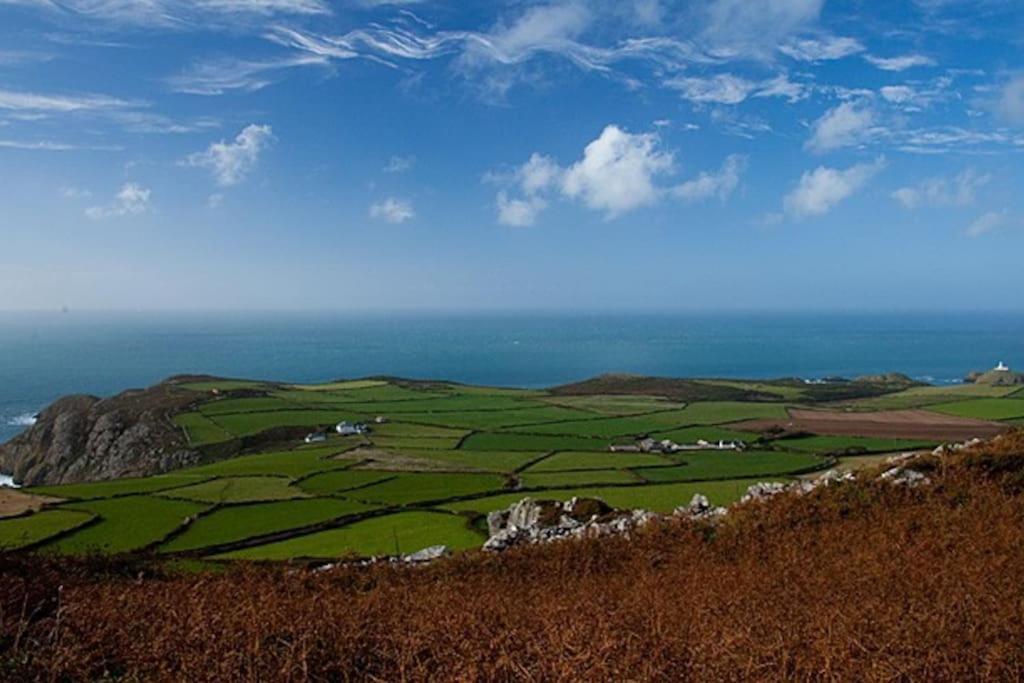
[395,449,542,473]
[442,478,773,515]
[927,398,1024,421]
[395,406,594,430]
[45,496,208,554]
[28,474,211,501]
[271,384,443,404]
[776,435,933,454]
[637,451,826,483]
[527,451,672,472]
[163,477,307,504]
[174,412,234,446]
[180,380,268,392]
[160,498,376,553]
[218,511,484,560]
[510,409,698,438]
[846,384,1021,411]
[287,380,388,391]
[0,509,94,550]
[295,470,397,496]
[369,436,467,451]
[369,422,469,438]
[329,394,539,414]
[693,380,806,400]
[540,395,687,416]
[209,410,366,438]
[676,402,790,425]
[182,446,355,479]
[199,397,305,415]
[350,472,507,505]
[520,469,641,488]
[461,432,608,452]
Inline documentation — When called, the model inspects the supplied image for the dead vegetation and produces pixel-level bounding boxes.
[4,432,1024,681]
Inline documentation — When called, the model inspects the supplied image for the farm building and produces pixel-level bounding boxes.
[336,421,370,436]
[304,432,327,444]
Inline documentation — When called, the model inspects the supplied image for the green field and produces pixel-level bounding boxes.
[383,449,543,473]
[29,473,211,500]
[776,435,933,454]
[10,375,993,562]
[0,509,95,550]
[162,476,308,504]
[460,432,608,452]
[540,395,688,415]
[295,470,397,496]
[927,398,1024,421]
[526,451,672,471]
[175,412,234,446]
[181,445,356,478]
[635,451,826,483]
[351,472,507,505]
[520,469,641,487]
[43,496,209,555]
[217,511,484,560]
[160,498,375,553]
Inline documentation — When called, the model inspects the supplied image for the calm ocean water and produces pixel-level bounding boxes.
[2,311,1023,445]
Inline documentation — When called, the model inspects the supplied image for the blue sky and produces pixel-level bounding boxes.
[1,0,1022,311]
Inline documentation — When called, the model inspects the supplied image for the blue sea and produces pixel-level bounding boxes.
[2,311,1023,446]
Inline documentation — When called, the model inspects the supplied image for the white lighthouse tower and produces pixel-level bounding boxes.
[995,361,1010,372]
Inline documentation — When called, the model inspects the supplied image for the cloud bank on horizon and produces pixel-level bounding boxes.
[0,0,1022,310]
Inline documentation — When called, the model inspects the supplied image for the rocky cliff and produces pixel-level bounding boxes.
[0,382,201,487]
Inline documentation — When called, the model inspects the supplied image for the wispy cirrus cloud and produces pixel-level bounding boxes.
[167,54,330,95]
[0,138,121,151]
[0,88,134,112]
[966,209,1009,238]
[0,0,330,27]
[864,54,937,72]
[779,35,864,61]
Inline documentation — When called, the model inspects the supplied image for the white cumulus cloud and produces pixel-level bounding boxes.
[784,157,885,217]
[497,192,547,227]
[672,154,746,202]
[493,124,746,224]
[806,101,876,153]
[185,124,274,186]
[996,75,1024,126]
[561,124,673,217]
[892,169,991,209]
[369,197,415,223]
[85,182,151,219]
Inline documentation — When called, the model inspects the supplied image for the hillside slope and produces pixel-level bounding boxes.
[4,432,1024,681]
[0,381,199,486]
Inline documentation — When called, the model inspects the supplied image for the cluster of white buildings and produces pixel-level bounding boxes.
[304,416,389,444]
[610,438,746,454]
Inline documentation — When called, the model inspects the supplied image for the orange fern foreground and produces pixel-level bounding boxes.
[5,433,1024,681]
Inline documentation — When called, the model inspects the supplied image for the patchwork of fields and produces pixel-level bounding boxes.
[3,376,1019,561]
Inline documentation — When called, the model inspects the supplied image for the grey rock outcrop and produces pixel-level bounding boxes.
[0,382,200,486]
[484,497,649,552]
[674,494,727,521]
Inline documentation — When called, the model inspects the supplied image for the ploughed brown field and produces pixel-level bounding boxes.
[733,407,1009,441]
[4,432,1024,681]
